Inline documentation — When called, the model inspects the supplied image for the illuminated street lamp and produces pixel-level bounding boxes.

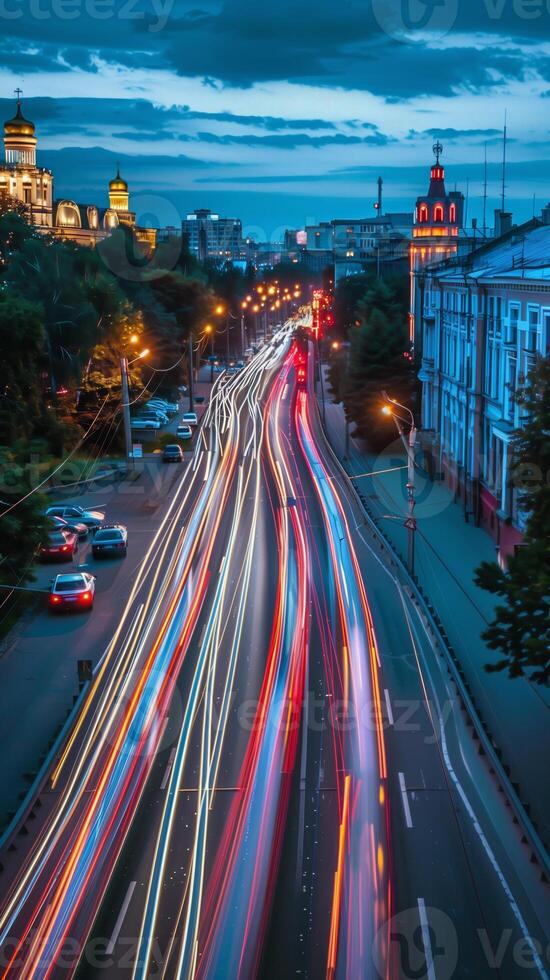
[381,392,417,575]
[121,346,150,468]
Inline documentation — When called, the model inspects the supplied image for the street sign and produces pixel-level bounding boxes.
[404,517,417,531]
[132,443,143,459]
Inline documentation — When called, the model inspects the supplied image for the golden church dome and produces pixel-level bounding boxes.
[109,167,128,192]
[4,101,35,137]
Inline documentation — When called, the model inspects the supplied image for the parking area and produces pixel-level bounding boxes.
[0,459,189,825]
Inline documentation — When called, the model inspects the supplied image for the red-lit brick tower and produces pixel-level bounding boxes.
[409,142,464,346]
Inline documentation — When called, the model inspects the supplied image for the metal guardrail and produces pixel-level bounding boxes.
[314,384,550,885]
[0,680,90,855]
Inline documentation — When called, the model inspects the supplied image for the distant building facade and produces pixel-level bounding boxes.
[415,215,550,564]
[1,95,156,251]
[182,208,244,261]
[304,211,413,282]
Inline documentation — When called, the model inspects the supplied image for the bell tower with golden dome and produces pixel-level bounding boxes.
[0,90,53,226]
[109,165,130,213]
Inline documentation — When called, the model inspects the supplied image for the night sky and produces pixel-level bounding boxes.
[2,0,550,237]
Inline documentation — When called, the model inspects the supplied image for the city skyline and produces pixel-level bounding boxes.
[2,0,550,232]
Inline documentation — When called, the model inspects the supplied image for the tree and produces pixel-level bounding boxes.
[475,357,550,684]
[0,486,49,587]
[328,275,415,450]
[0,292,47,445]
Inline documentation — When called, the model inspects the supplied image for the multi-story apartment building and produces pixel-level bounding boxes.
[182,208,244,261]
[416,214,550,564]
[304,212,413,281]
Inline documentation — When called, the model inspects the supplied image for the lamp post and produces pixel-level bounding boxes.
[120,346,149,468]
[240,301,247,357]
[382,392,417,575]
[187,333,195,413]
[332,341,351,458]
[204,324,215,383]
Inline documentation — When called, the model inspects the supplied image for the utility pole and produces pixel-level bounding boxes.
[240,313,246,358]
[482,142,488,237]
[188,334,194,413]
[382,391,417,575]
[501,109,507,213]
[120,356,133,469]
[226,315,231,367]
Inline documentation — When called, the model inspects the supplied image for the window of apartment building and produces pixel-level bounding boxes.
[459,336,466,384]
[544,312,550,355]
[527,308,539,351]
[504,356,517,420]
[507,304,519,345]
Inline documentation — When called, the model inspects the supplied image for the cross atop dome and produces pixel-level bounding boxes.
[14,87,23,103]
[432,140,443,165]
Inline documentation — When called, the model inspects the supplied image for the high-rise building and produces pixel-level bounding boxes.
[182,209,244,261]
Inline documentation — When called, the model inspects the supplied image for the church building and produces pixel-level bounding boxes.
[0,94,155,251]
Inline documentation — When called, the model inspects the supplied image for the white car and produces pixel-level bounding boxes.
[146,400,178,415]
[49,572,96,611]
[138,410,169,424]
[176,423,193,439]
[45,504,105,529]
[181,412,198,426]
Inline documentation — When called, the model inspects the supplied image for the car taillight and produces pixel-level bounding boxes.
[50,595,60,603]
[61,545,69,552]
[82,592,91,601]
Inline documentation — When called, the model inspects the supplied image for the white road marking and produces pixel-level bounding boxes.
[417,897,436,980]
[106,880,137,955]
[384,688,394,726]
[398,771,413,828]
[160,748,176,791]
[219,554,227,575]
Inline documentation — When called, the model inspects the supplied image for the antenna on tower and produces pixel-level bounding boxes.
[464,178,469,228]
[482,142,488,236]
[501,110,507,212]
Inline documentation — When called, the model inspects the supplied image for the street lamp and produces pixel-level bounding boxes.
[121,347,149,468]
[381,391,417,575]
[204,324,216,382]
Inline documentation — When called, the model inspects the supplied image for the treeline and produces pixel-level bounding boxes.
[327,272,417,450]
[0,208,248,589]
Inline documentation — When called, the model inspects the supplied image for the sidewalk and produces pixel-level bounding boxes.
[319,370,550,846]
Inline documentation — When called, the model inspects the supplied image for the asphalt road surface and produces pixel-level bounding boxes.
[0,326,548,980]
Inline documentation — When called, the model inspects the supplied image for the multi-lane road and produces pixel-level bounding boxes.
[0,324,548,979]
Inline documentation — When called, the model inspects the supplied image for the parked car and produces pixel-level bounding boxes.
[138,409,169,424]
[176,423,193,440]
[40,528,79,562]
[138,409,169,423]
[92,524,128,558]
[162,444,184,463]
[131,418,160,431]
[146,399,178,414]
[49,572,96,611]
[181,412,198,426]
[48,514,88,539]
[45,504,105,530]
